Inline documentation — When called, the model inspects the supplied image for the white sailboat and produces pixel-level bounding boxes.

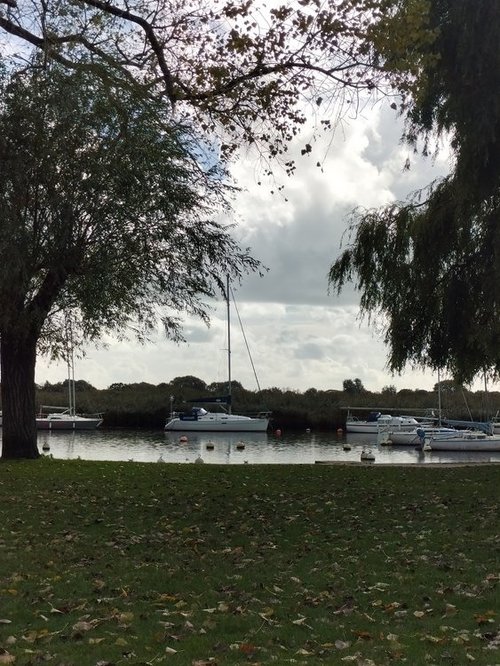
[427,430,500,451]
[346,411,421,434]
[384,426,456,446]
[424,372,500,450]
[165,278,270,432]
[36,320,103,431]
[36,406,103,430]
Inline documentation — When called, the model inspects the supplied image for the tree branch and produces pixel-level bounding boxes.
[81,0,177,103]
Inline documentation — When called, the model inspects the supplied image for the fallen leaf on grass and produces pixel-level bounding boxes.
[442,604,457,617]
[22,629,51,643]
[485,573,499,582]
[49,606,64,615]
[157,593,179,603]
[474,611,495,624]
[116,612,134,625]
[352,630,372,641]
[384,602,401,613]
[72,621,95,633]
[423,634,446,644]
[0,655,15,664]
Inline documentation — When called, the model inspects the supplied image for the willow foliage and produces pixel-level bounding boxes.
[329,0,500,384]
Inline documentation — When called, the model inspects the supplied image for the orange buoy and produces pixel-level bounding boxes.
[275,429,282,436]
[179,435,188,442]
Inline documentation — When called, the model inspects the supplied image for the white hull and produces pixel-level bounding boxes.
[36,414,103,430]
[165,412,269,432]
[345,422,383,434]
[346,414,420,434]
[429,433,500,451]
[165,276,270,434]
[387,427,455,446]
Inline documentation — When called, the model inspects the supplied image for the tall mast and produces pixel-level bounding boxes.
[226,275,232,414]
[66,314,76,416]
[437,368,442,426]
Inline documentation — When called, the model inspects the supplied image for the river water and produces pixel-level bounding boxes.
[21,428,500,465]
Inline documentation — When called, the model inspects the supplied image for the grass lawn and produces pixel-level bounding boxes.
[0,458,498,665]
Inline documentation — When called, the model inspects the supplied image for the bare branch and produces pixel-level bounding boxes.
[82,0,177,103]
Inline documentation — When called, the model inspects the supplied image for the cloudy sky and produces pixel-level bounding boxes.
[36,99,461,394]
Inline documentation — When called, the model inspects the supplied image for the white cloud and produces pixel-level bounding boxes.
[36,100,464,394]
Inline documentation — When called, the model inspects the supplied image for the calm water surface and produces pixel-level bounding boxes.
[22,429,500,465]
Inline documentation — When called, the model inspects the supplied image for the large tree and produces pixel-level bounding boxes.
[329,0,500,385]
[0,64,259,458]
[0,1,433,458]
[0,0,431,169]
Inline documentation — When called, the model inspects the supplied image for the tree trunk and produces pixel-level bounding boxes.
[1,330,40,459]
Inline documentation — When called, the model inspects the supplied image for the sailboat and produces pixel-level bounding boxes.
[36,318,103,431]
[425,371,500,451]
[164,278,270,432]
[36,406,103,430]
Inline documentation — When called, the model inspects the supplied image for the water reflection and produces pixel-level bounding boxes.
[19,429,500,465]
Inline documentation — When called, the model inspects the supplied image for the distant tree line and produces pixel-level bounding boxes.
[32,376,500,432]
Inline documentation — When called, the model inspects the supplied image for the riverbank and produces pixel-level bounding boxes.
[35,377,500,432]
[0,459,498,664]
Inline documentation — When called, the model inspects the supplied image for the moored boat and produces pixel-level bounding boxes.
[36,321,103,431]
[164,405,270,432]
[384,426,456,446]
[164,276,270,433]
[346,411,421,434]
[36,407,103,430]
[427,430,500,452]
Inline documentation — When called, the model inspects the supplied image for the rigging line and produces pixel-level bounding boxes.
[65,313,76,416]
[461,387,473,422]
[229,285,261,392]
